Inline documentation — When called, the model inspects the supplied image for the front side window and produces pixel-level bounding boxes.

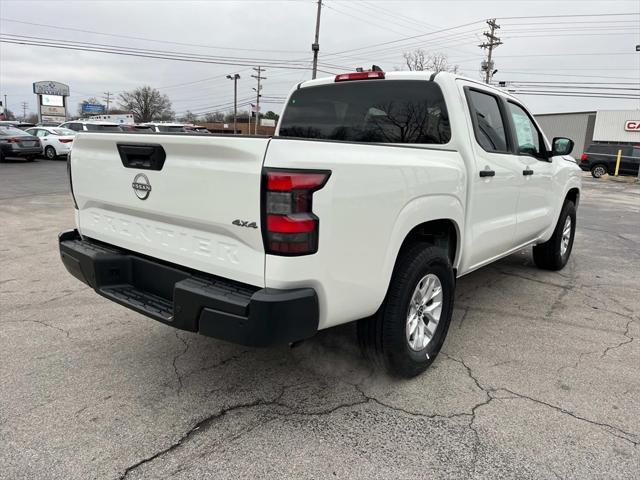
[279,80,451,144]
[507,102,544,158]
[467,90,507,153]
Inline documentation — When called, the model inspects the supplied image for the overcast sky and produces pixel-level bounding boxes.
[0,0,638,119]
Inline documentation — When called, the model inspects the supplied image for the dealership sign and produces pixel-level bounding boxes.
[624,120,640,131]
[33,81,70,96]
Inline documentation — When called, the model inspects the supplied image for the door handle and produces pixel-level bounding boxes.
[523,169,534,176]
[117,143,166,170]
[479,169,495,178]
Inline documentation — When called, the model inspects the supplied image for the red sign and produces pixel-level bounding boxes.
[624,120,640,131]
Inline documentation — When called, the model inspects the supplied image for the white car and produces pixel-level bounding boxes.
[58,121,122,133]
[58,70,581,378]
[25,126,76,159]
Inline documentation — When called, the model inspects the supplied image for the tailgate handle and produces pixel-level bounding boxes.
[117,144,166,170]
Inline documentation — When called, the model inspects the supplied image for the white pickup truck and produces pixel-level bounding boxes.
[59,70,581,377]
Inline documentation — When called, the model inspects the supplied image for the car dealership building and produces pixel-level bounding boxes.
[535,109,640,159]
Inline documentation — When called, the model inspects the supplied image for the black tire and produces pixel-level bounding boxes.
[0,151,4,163]
[533,201,576,271]
[590,164,607,178]
[357,244,455,378]
[45,146,57,160]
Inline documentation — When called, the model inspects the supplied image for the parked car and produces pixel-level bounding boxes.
[118,124,156,133]
[58,120,122,133]
[183,124,210,133]
[0,125,42,162]
[580,143,640,178]
[25,126,76,159]
[58,70,581,378]
[140,122,187,133]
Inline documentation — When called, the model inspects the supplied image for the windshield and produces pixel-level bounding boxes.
[85,124,122,132]
[0,126,31,136]
[158,125,186,133]
[279,80,451,144]
[53,128,76,135]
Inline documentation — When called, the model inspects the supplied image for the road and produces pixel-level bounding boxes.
[1,158,638,479]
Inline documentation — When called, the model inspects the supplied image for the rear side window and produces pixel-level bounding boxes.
[467,90,508,153]
[279,80,451,144]
[85,124,121,132]
[158,125,185,133]
[587,145,614,155]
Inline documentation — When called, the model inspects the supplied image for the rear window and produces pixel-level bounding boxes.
[158,125,185,133]
[53,128,75,135]
[0,126,29,136]
[278,80,451,144]
[85,124,122,132]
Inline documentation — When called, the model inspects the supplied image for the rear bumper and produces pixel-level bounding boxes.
[1,145,42,157]
[58,229,318,346]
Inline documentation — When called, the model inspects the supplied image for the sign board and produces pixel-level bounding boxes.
[260,118,276,127]
[33,81,70,96]
[41,95,64,107]
[34,80,69,124]
[41,115,65,124]
[82,103,106,114]
[624,120,640,131]
[41,106,66,116]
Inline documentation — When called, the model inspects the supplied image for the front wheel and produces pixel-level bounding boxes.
[533,201,576,271]
[357,244,455,378]
[45,146,57,160]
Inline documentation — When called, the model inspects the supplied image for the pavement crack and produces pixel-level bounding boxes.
[172,332,189,395]
[117,398,275,480]
[600,318,635,359]
[498,388,639,446]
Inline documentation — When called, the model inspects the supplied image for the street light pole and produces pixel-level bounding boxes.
[226,74,240,134]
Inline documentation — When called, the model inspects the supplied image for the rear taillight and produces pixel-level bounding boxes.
[262,168,330,255]
[335,71,385,82]
[59,138,73,143]
[580,153,588,161]
[6,137,21,143]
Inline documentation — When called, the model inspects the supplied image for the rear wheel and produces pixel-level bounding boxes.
[591,164,607,178]
[357,244,455,378]
[45,146,57,160]
[533,201,576,271]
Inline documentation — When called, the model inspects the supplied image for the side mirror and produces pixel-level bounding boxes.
[551,137,574,156]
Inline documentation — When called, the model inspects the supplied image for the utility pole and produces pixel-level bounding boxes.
[21,101,28,121]
[311,0,323,79]
[3,95,6,118]
[479,18,502,84]
[226,74,241,134]
[251,66,266,135]
[103,92,114,113]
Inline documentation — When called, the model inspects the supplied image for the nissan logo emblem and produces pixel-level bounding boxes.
[132,173,152,200]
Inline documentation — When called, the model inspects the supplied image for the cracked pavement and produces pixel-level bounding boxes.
[1,160,638,479]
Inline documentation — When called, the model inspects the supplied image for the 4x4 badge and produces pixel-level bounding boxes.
[232,219,258,229]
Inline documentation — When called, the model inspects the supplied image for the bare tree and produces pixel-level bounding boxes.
[203,111,224,123]
[118,86,173,123]
[403,50,459,74]
[178,110,198,124]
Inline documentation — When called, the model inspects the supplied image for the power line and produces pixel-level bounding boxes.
[0,17,308,54]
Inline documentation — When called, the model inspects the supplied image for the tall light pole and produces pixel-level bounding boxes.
[226,73,240,134]
[311,0,323,79]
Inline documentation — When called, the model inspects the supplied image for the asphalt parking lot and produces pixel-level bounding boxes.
[1,158,638,479]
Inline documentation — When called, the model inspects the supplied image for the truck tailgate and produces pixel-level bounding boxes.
[70,133,269,287]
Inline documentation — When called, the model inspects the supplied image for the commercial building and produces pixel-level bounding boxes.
[535,109,640,159]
